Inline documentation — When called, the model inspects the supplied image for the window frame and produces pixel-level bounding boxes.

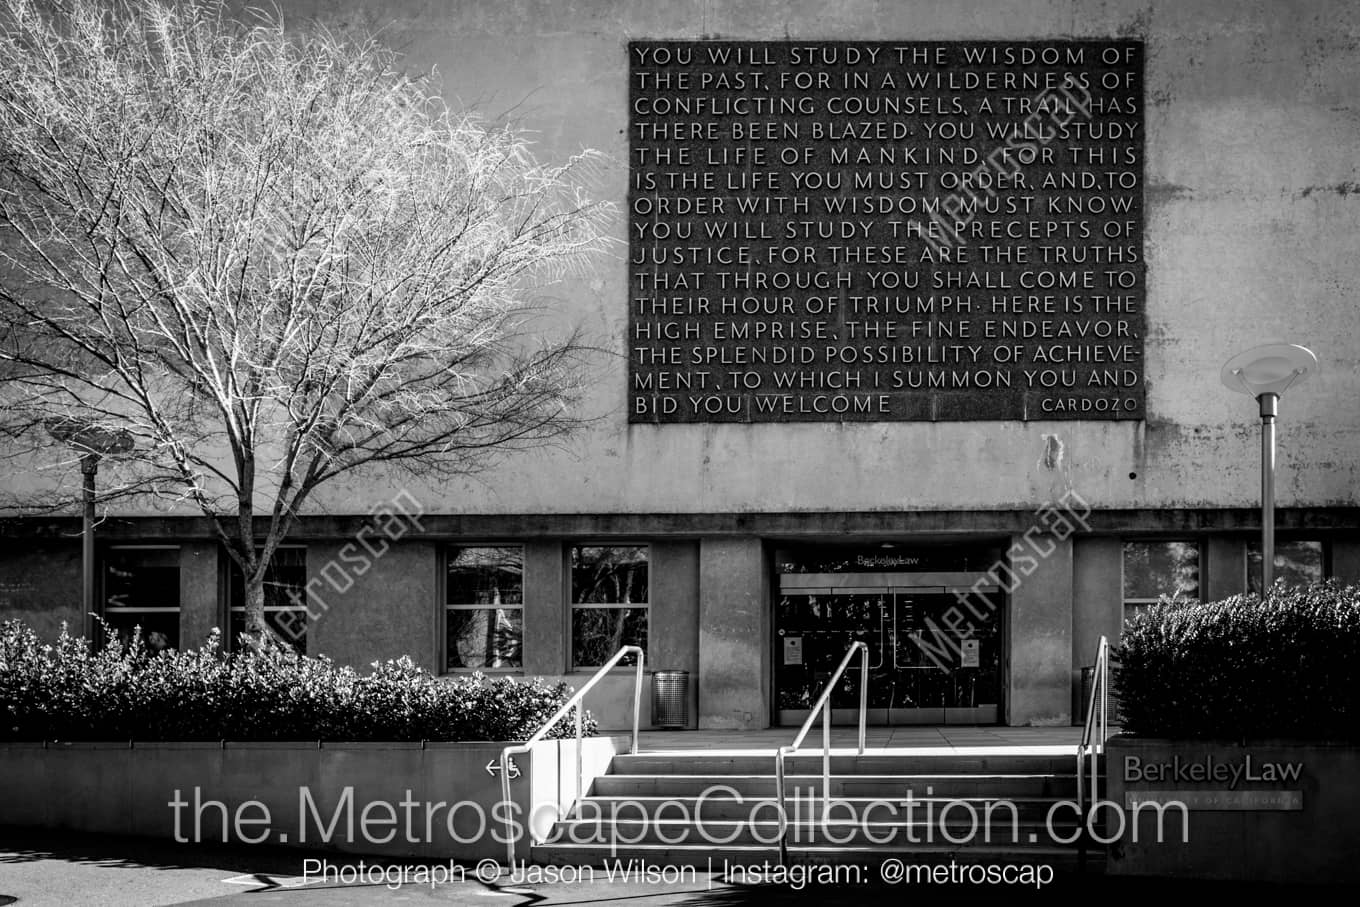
[101,543,182,650]
[441,543,525,674]
[568,542,651,671]
[1120,538,1203,612]
[225,544,310,650]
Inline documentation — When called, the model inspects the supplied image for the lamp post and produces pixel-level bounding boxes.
[1220,344,1318,592]
[45,420,134,639]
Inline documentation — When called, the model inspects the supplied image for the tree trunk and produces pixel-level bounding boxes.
[242,568,269,643]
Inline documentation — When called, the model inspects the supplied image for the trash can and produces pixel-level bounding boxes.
[1080,667,1121,726]
[652,670,689,729]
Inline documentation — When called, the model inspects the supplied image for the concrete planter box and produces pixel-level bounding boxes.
[0,737,623,862]
[1105,735,1360,883]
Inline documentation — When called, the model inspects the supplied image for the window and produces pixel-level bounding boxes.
[229,547,308,651]
[1247,539,1326,593]
[1122,541,1200,618]
[571,545,648,668]
[103,546,180,652]
[445,546,523,670]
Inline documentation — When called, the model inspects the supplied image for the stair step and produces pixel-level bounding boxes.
[571,794,1076,821]
[533,751,1107,873]
[590,774,1080,798]
[545,818,1083,847]
[532,842,1104,872]
[614,754,1079,775]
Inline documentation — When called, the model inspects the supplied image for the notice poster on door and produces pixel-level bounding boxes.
[783,636,803,665]
[961,638,980,668]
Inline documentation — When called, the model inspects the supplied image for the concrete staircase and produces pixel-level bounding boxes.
[533,750,1105,871]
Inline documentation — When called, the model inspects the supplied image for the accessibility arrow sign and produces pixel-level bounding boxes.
[485,757,521,779]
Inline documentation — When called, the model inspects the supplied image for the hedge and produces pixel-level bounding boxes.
[0,620,597,742]
[1115,581,1360,741]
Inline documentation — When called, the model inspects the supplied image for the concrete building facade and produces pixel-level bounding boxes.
[2,0,1359,730]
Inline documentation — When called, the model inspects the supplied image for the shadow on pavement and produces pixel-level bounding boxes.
[0,825,310,878]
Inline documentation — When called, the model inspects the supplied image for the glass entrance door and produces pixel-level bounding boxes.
[890,592,1002,724]
[775,585,1003,725]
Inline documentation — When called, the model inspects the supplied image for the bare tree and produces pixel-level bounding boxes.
[0,0,612,642]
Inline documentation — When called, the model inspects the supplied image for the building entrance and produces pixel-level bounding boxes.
[773,545,1004,726]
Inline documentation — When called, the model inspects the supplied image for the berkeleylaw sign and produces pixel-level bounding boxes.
[1122,753,1306,813]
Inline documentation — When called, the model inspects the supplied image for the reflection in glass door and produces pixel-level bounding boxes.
[775,584,1003,725]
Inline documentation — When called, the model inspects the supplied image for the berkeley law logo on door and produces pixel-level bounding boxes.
[1123,754,1303,788]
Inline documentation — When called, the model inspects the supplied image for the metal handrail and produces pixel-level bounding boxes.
[774,641,869,865]
[499,645,645,866]
[1076,635,1110,853]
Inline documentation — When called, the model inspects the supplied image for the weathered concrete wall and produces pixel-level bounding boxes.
[178,542,219,649]
[1072,536,1121,719]
[649,540,701,728]
[523,540,567,676]
[3,1,1358,736]
[227,0,1360,520]
[697,537,768,728]
[308,540,440,671]
[1008,533,1073,725]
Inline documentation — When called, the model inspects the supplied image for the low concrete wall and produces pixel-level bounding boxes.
[0,737,623,862]
[1106,736,1360,883]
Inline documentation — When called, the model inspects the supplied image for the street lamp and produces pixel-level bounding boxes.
[1220,343,1318,592]
[44,419,134,639]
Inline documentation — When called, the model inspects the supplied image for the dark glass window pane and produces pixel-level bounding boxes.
[447,547,523,605]
[446,608,523,669]
[572,607,647,667]
[264,548,306,609]
[571,546,648,605]
[104,548,180,610]
[229,548,307,610]
[104,610,179,653]
[1247,540,1324,593]
[1122,541,1199,602]
[229,609,307,653]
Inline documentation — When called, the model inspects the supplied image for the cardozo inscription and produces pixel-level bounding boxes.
[629,40,1145,422]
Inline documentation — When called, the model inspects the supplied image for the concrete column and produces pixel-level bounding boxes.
[1206,536,1246,601]
[649,541,700,728]
[1071,537,1121,722]
[179,542,219,650]
[698,537,768,730]
[1008,533,1073,726]
[523,541,565,676]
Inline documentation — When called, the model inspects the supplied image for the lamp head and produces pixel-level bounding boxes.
[1220,343,1318,399]
[45,418,135,456]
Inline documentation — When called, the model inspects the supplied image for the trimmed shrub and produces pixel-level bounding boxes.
[1115,581,1360,741]
[0,620,597,742]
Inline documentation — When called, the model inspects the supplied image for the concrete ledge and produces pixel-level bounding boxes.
[1106,736,1360,883]
[0,737,623,862]
[6,506,1360,541]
